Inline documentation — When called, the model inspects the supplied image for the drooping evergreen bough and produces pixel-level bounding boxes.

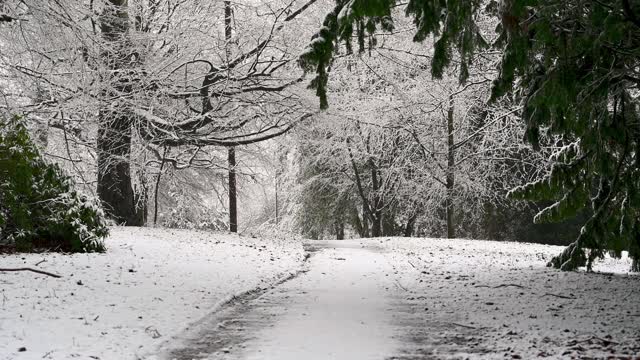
[0,117,108,252]
[300,0,640,271]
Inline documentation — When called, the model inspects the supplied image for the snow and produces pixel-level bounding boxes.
[381,237,640,358]
[0,227,305,360]
[157,238,639,359]
[2,233,638,359]
[231,241,400,360]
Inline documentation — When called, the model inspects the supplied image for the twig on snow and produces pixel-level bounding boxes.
[35,259,46,266]
[588,336,619,346]
[541,292,575,299]
[395,279,409,292]
[571,335,620,346]
[0,267,62,278]
[475,283,528,289]
[449,322,479,329]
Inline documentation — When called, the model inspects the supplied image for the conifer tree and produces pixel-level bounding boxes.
[301,0,640,271]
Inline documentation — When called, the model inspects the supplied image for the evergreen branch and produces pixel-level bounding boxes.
[622,0,640,28]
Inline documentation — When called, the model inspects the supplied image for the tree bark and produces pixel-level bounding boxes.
[370,166,382,237]
[97,114,139,225]
[446,94,456,239]
[96,0,142,225]
[334,220,344,240]
[228,146,238,232]
[224,1,238,233]
[361,204,370,237]
[404,211,418,237]
[153,147,168,225]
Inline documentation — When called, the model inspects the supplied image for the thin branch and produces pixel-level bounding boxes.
[0,268,62,278]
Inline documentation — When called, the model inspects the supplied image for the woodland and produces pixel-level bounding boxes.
[0,0,639,273]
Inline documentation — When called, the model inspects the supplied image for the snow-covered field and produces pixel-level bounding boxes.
[0,227,305,360]
[382,238,640,358]
[2,231,638,359]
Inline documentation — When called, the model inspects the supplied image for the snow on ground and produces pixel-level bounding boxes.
[161,238,640,360]
[382,238,640,358]
[229,242,399,360]
[2,232,638,359]
[0,227,304,360]
[160,240,403,360]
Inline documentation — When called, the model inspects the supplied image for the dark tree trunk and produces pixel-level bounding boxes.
[382,211,396,236]
[370,167,383,237]
[362,204,370,237]
[228,147,238,232]
[96,0,142,225]
[352,207,367,238]
[446,94,456,239]
[153,147,168,225]
[97,115,139,225]
[371,214,382,237]
[404,211,418,237]
[224,1,238,233]
[334,220,344,240]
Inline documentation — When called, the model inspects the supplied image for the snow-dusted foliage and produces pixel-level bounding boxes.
[287,11,558,241]
[0,117,108,252]
[0,0,326,225]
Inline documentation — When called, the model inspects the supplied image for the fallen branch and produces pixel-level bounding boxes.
[0,267,62,278]
[35,259,46,266]
[570,335,620,346]
[542,292,575,299]
[450,322,478,329]
[394,279,409,292]
[475,283,528,289]
[587,336,619,346]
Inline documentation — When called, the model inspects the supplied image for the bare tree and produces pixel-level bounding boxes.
[0,0,323,225]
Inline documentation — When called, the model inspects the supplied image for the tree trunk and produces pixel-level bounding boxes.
[382,211,395,236]
[224,1,238,233]
[371,214,382,237]
[362,204,370,237]
[334,220,344,240]
[153,147,168,225]
[370,166,383,237]
[97,114,139,225]
[228,146,238,232]
[96,0,141,225]
[404,211,418,237]
[446,94,456,239]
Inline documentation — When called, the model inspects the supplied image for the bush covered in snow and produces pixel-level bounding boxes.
[0,116,108,252]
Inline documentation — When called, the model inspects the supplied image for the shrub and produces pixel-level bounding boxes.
[0,116,108,252]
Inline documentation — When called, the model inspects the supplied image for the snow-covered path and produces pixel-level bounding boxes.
[161,238,640,360]
[164,240,403,360]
